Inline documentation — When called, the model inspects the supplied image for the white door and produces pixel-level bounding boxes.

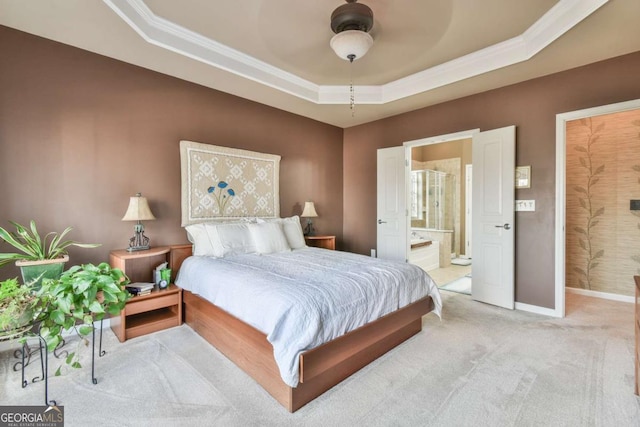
[465,164,473,259]
[376,146,408,262]
[471,126,515,309]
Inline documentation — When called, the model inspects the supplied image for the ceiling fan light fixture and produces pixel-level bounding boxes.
[330,30,374,62]
[329,0,374,62]
[329,0,375,115]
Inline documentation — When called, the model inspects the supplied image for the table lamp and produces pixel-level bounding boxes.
[122,193,156,251]
[301,201,318,236]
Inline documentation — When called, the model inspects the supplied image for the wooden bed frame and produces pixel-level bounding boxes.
[168,244,436,412]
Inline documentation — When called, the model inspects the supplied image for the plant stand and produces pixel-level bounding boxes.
[92,319,106,385]
[12,340,42,374]
[2,324,54,406]
[26,334,54,406]
[49,320,105,384]
[6,320,107,405]
[13,340,45,387]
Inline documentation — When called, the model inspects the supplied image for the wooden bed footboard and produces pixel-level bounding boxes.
[170,245,436,412]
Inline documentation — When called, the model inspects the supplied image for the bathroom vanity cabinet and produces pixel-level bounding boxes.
[409,240,440,272]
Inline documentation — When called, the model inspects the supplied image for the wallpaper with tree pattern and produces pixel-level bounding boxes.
[566,109,640,296]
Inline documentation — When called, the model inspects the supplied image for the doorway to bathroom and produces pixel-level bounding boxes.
[407,132,473,294]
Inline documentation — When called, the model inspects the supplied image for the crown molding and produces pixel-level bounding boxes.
[103,0,609,105]
[103,0,320,102]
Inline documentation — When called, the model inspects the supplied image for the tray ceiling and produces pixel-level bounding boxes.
[1,0,639,127]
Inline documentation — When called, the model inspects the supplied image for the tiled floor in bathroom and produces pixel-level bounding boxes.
[424,264,471,287]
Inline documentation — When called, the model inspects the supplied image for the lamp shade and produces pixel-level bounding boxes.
[301,201,318,218]
[330,30,373,61]
[122,193,156,221]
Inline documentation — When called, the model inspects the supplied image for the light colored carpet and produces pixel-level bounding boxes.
[1,292,638,426]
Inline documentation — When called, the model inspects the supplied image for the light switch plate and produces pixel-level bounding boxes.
[515,200,535,211]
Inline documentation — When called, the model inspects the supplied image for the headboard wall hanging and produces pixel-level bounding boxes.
[180,140,281,226]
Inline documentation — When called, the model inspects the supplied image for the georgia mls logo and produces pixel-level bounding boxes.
[44,405,63,418]
[0,404,64,427]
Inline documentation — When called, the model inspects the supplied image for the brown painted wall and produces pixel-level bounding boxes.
[0,26,343,280]
[343,51,640,309]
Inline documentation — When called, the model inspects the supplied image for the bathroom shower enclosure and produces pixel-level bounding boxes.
[411,169,455,233]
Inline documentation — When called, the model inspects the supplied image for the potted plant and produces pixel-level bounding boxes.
[0,220,100,289]
[37,262,131,373]
[0,277,41,340]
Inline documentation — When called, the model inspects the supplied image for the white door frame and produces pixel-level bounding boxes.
[405,128,480,260]
[465,163,473,259]
[555,98,640,318]
[405,129,480,150]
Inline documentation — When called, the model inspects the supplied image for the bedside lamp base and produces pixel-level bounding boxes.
[303,220,315,236]
[127,222,151,252]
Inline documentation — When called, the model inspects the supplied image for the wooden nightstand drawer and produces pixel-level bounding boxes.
[126,292,180,316]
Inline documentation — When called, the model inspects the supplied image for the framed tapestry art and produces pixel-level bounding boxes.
[180,140,281,226]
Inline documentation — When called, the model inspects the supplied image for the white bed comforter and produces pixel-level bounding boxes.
[176,247,442,387]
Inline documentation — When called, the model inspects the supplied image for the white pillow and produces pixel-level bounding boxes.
[280,216,306,249]
[211,223,256,257]
[185,222,256,257]
[185,223,216,256]
[256,216,307,249]
[248,222,291,254]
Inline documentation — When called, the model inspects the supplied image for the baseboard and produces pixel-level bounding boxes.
[97,318,112,329]
[515,302,561,317]
[565,287,633,304]
[0,318,112,352]
[515,287,633,318]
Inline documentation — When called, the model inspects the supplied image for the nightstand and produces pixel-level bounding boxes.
[305,235,336,250]
[109,247,183,342]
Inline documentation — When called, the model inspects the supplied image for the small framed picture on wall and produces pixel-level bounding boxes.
[515,166,531,189]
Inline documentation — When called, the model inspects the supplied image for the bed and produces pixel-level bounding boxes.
[168,220,442,412]
[175,141,442,411]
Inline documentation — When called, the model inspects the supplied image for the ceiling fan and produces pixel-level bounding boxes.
[329,0,375,63]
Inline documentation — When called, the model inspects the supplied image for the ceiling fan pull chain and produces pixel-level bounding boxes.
[349,54,355,116]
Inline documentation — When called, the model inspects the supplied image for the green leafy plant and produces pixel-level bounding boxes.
[0,220,100,267]
[0,278,40,338]
[37,263,131,374]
